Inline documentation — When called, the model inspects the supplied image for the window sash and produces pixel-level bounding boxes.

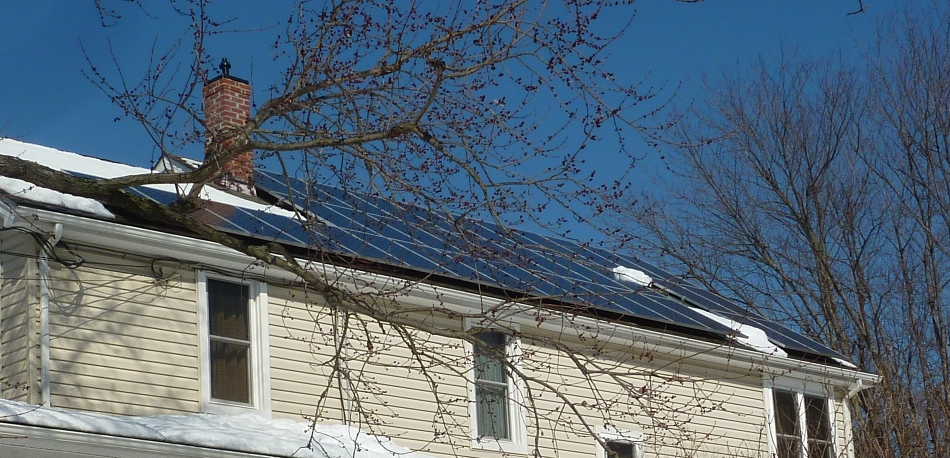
[476,382,509,439]
[209,338,250,403]
[805,395,834,458]
[208,280,249,340]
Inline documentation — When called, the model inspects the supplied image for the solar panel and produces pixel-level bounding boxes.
[117,169,856,361]
[736,315,849,361]
[251,173,737,334]
[486,231,737,331]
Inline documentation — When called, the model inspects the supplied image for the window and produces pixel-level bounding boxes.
[474,332,510,440]
[772,390,834,458]
[467,324,525,453]
[599,428,644,458]
[197,272,270,415]
[605,439,642,458]
[207,279,251,403]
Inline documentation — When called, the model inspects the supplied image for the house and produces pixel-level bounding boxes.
[0,70,877,458]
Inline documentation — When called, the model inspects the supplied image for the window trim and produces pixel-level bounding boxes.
[197,271,271,416]
[597,427,645,458]
[763,378,837,458]
[465,319,526,453]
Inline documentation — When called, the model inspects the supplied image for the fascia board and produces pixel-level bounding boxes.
[26,208,296,282]
[369,277,880,388]
[29,207,879,389]
[0,422,275,458]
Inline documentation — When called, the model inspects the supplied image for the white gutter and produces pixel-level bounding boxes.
[394,283,880,387]
[23,207,879,388]
[39,222,62,407]
[23,208,290,282]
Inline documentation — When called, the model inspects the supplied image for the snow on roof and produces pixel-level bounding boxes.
[0,176,115,219]
[833,356,858,369]
[692,308,788,358]
[0,399,428,458]
[612,266,652,286]
[0,139,297,219]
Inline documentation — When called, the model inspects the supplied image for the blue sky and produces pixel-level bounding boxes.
[1,2,887,166]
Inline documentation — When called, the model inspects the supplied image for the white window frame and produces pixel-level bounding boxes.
[197,271,271,416]
[598,427,645,458]
[465,319,526,453]
[763,378,837,458]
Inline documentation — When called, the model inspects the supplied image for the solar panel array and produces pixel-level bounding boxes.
[128,168,848,363]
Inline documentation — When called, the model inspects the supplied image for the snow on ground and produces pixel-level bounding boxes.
[0,399,428,458]
[692,308,788,358]
[0,139,298,219]
[612,266,652,286]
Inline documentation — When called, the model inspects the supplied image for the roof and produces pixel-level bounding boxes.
[0,139,854,367]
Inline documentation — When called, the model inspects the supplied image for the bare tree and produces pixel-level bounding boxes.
[622,3,950,456]
[0,1,777,457]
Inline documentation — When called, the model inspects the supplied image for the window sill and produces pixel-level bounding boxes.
[202,399,270,418]
[472,436,527,454]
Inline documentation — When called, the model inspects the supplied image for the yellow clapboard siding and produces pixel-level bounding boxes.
[49,338,196,364]
[52,348,198,380]
[52,384,198,416]
[50,322,198,352]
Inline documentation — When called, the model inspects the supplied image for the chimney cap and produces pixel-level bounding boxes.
[207,57,248,85]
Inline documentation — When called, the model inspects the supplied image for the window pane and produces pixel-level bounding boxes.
[805,395,834,458]
[808,443,833,458]
[774,390,799,435]
[805,395,831,441]
[210,340,250,403]
[474,332,507,383]
[777,437,801,458]
[476,383,509,439]
[208,279,249,340]
[606,440,635,458]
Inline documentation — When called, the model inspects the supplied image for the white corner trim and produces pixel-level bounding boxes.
[38,222,62,407]
[762,380,778,457]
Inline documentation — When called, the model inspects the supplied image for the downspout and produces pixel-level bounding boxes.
[39,223,62,407]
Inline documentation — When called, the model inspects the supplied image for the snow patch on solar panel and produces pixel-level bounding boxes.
[693,308,789,358]
[612,266,653,286]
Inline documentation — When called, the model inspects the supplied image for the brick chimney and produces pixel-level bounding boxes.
[203,58,255,195]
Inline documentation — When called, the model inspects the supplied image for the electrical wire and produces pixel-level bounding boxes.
[0,227,84,269]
